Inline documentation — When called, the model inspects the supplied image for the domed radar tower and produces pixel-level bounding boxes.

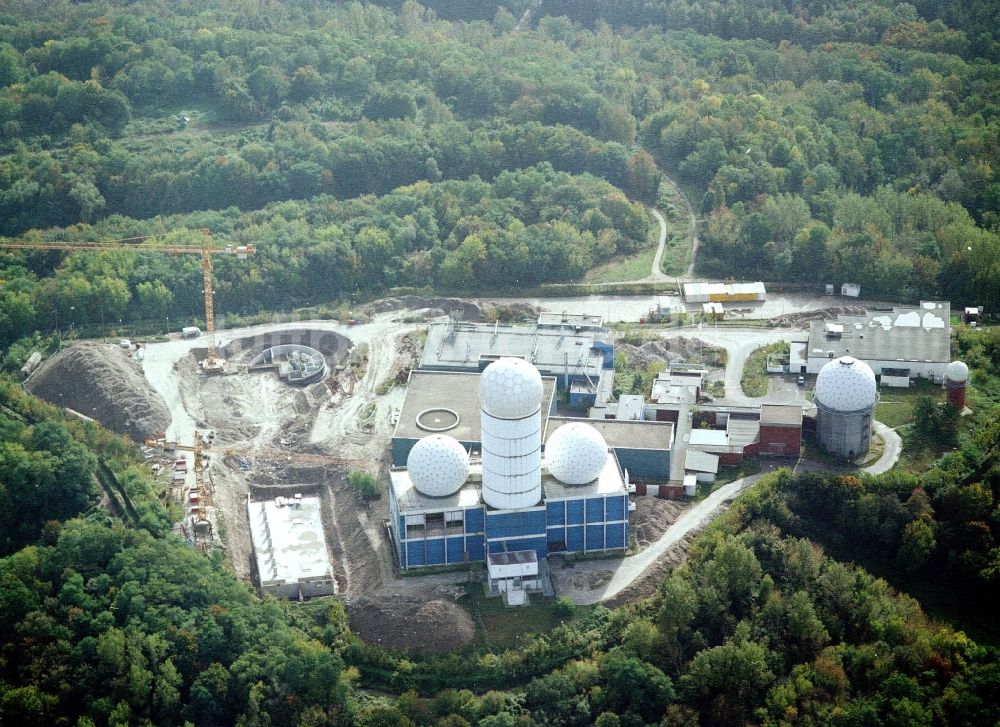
[406,434,470,497]
[479,357,544,509]
[814,356,878,458]
[545,422,609,485]
[944,361,969,410]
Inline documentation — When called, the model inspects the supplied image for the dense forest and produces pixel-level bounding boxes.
[0,0,998,359]
[3,1,1000,725]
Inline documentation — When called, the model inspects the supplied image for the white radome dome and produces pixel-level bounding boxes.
[479,357,544,419]
[814,356,877,412]
[945,360,969,383]
[545,422,609,485]
[406,434,469,497]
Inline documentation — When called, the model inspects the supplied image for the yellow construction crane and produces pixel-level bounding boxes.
[0,229,255,372]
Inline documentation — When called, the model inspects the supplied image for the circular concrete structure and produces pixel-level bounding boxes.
[415,407,460,432]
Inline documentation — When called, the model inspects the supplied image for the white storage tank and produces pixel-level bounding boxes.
[814,356,877,458]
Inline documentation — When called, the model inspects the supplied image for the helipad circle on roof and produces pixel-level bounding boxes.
[945,360,969,383]
[545,422,608,485]
[479,357,544,419]
[406,434,469,497]
[814,356,877,412]
[416,407,460,432]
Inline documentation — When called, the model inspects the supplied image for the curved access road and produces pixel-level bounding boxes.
[554,473,764,605]
[643,206,671,283]
[863,421,902,474]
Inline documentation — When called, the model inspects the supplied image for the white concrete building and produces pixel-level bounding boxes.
[805,301,951,380]
[248,495,336,599]
[487,550,540,606]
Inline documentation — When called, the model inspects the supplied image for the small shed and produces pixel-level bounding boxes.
[486,550,540,606]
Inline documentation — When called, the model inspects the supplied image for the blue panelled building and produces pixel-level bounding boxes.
[389,452,632,569]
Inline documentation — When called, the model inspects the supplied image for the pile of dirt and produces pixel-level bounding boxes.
[630,497,688,549]
[26,342,171,441]
[618,337,724,368]
[389,332,422,385]
[364,295,538,322]
[345,594,475,654]
[769,306,866,328]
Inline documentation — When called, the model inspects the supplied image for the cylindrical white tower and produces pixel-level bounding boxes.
[815,355,878,459]
[479,357,544,510]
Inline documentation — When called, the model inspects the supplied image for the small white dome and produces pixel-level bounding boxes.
[407,435,469,497]
[545,422,608,485]
[945,360,969,383]
[479,357,544,419]
[815,356,877,412]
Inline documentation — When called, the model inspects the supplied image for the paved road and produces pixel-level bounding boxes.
[655,326,806,406]
[645,207,670,283]
[554,473,765,605]
[865,421,902,474]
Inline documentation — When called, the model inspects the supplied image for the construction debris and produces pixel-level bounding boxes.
[768,305,866,328]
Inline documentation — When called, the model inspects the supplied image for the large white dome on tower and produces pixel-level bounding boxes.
[479,357,544,419]
[545,422,609,485]
[814,356,877,412]
[945,360,969,383]
[406,434,469,497]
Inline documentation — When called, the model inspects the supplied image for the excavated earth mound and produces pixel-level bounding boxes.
[345,595,475,654]
[26,342,171,441]
[630,497,687,549]
[365,295,538,322]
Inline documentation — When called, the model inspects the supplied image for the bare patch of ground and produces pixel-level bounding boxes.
[364,295,538,322]
[618,337,725,368]
[344,594,475,654]
[630,497,687,549]
[26,342,171,441]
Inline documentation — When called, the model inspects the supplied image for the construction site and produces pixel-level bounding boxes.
[16,245,921,652]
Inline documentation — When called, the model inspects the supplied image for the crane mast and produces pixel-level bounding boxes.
[0,229,254,373]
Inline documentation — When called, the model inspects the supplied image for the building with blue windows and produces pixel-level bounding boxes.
[388,357,634,571]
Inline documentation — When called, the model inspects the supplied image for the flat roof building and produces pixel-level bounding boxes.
[389,358,633,573]
[546,416,674,483]
[248,495,336,599]
[391,370,557,466]
[536,311,605,331]
[683,282,766,303]
[421,317,613,387]
[805,301,951,379]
